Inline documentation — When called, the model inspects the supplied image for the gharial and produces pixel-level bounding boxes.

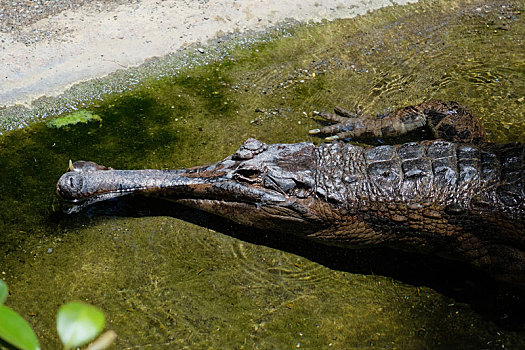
[56,101,524,285]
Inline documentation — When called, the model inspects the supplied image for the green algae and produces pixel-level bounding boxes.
[45,110,102,129]
[1,0,525,348]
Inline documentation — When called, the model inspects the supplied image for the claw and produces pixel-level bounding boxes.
[68,159,74,171]
[325,135,340,141]
[334,106,361,118]
[309,128,321,135]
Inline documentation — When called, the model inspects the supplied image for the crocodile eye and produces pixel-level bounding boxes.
[234,167,261,182]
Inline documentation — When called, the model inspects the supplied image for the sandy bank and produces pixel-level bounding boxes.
[0,0,415,108]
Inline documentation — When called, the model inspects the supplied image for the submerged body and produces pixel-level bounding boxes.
[57,101,524,285]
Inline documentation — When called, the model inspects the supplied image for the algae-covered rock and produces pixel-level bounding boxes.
[46,110,102,129]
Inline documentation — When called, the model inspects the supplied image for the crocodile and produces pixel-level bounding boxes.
[56,101,524,285]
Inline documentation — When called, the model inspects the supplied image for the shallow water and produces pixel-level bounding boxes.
[1,0,525,348]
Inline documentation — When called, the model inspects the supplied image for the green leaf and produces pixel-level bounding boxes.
[0,305,40,350]
[0,280,7,304]
[56,301,105,349]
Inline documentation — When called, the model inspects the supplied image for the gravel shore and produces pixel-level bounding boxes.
[0,0,139,33]
[0,0,415,109]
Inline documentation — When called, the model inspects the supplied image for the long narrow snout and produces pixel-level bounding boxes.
[56,158,286,212]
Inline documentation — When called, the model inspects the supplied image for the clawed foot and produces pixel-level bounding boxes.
[309,106,369,141]
[311,101,488,144]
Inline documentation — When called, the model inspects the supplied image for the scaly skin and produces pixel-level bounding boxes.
[56,101,524,285]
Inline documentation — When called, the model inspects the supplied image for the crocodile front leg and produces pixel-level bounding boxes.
[310,100,487,144]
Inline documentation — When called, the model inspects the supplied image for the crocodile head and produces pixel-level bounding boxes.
[57,138,327,233]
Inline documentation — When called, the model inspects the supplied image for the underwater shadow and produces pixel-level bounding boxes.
[53,195,525,331]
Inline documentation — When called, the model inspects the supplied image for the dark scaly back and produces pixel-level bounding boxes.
[489,142,525,213]
[314,140,525,210]
[313,140,524,280]
[479,142,525,244]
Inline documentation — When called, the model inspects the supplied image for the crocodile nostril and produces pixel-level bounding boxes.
[67,175,83,191]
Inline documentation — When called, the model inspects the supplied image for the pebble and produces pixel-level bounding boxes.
[0,0,140,35]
